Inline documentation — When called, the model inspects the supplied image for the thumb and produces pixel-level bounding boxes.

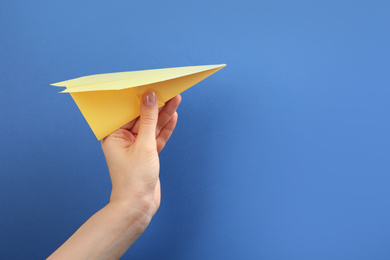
[137,91,158,144]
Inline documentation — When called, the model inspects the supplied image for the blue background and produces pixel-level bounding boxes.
[1,0,390,259]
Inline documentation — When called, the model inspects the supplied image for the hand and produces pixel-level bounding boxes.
[101,92,181,218]
[48,92,181,260]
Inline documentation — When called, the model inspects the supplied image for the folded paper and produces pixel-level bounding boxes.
[52,64,226,140]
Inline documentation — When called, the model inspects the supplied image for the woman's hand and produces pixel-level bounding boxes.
[101,92,181,218]
[48,92,181,260]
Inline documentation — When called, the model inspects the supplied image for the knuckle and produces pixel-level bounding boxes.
[141,112,157,125]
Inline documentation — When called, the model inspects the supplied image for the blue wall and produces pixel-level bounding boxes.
[1,0,390,259]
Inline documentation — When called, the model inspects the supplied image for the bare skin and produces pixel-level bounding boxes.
[48,92,181,260]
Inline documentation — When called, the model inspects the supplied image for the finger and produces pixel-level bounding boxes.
[130,104,165,134]
[120,117,138,131]
[157,112,178,153]
[156,95,181,136]
[129,116,141,134]
[136,91,159,145]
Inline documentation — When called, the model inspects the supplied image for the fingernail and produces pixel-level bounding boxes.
[143,91,156,107]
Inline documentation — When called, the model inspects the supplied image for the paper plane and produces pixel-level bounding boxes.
[52,64,226,140]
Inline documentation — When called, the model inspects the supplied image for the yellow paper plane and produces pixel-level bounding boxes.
[52,64,226,140]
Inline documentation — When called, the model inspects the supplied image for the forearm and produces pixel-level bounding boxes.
[48,200,154,260]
